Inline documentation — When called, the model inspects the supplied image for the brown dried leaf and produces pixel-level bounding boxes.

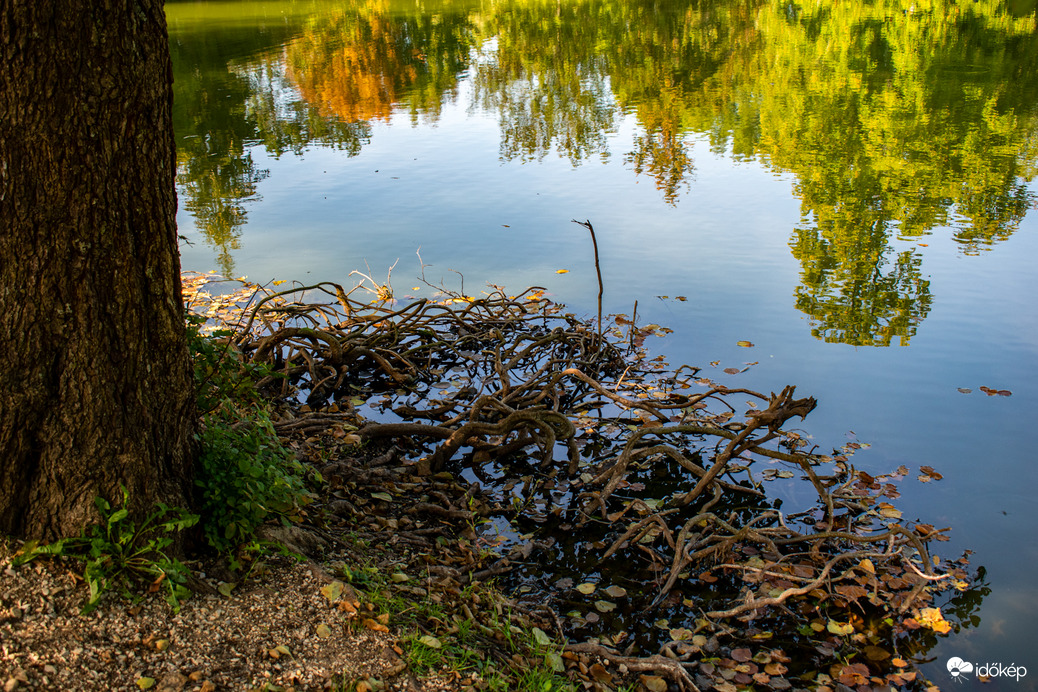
[730,648,752,662]
[589,663,612,684]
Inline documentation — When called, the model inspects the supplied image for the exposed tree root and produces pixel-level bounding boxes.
[184,271,977,691]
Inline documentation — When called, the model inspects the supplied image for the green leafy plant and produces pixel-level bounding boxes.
[13,486,199,614]
[186,314,275,412]
[194,406,311,553]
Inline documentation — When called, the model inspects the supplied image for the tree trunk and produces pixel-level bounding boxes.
[0,1,195,539]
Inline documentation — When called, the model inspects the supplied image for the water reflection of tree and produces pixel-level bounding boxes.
[283,1,475,124]
[746,0,1037,343]
[171,0,1038,345]
[470,2,617,166]
[171,17,372,274]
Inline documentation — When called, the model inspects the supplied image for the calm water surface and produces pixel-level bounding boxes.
[168,0,1038,681]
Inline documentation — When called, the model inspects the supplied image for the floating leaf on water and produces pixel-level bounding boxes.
[957,387,972,394]
[918,607,953,633]
[594,600,616,613]
[736,341,754,348]
[555,577,574,590]
[723,367,741,375]
[556,269,569,274]
[919,465,943,481]
[603,585,627,599]
[865,645,891,661]
[877,503,902,519]
[576,582,597,595]
[584,611,600,624]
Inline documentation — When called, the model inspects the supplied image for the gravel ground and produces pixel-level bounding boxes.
[0,542,457,692]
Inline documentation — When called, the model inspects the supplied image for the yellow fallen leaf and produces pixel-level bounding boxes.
[877,503,902,519]
[827,619,854,636]
[917,607,952,634]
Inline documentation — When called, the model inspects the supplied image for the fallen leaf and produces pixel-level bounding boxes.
[731,648,752,662]
[316,623,332,639]
[594,600,616,613]
[363,618,390,632]
[640,675,668,692]
[864,645,891,661]
[531,627,552,648]
[576,582,597,595]
[136,678,156,690]
[877,503,902,519]
[827,619,854,636]
[321,581,345,603]
[418,635,442,648]
[603,585,627,598]
[668,627,693,641]
[589,663,612,684]
[917,607,952,634]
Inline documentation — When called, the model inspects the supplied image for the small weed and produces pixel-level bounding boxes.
[13,486,198,614]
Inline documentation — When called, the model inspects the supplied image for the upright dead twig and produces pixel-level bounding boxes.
[572,219,604,342]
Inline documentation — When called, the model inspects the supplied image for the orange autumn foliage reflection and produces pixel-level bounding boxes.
[283,0,470,124]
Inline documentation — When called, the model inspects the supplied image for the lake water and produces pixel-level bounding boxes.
[168,0,1038,683]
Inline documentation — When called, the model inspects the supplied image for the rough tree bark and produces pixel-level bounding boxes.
[0,1,195,539]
